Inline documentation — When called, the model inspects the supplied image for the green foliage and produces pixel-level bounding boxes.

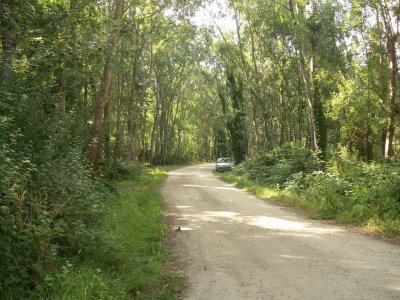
[313,93,328,163]
[35,168,182,300]
[234,143,319,187]
[0,138,110,298]
[224,145,400,235]
[226,68,246,164]
[106,161,145,181]
[290,151,400,229]
[227,112,246,164]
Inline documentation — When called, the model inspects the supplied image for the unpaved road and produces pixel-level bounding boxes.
[162,164,400,300]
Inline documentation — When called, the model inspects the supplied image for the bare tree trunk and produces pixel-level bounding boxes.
[384,36,397,158]
[89,0,124,169]
[149,88,160,165]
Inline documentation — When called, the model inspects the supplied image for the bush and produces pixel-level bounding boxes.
[35,168,181,300]
[234,143,319,187]
[0,140,110,299]
[105,160,144,180]
[226,145,400,234]
[289,149,400,225]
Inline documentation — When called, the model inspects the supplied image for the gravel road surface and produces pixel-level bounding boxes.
[161,164,400,300]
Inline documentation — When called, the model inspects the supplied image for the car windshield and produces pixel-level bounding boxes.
[217,158,229,163]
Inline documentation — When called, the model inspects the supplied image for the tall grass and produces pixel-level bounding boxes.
[35,168,182,299]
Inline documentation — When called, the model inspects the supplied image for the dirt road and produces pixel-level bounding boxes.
[162,164,400,300]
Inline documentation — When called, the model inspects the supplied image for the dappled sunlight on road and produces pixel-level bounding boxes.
[175,210,242,227]
[279,254,307,259]
[248,216,344,234]
[204,211,241,218]
[171,207,344,237]
[176,205,193,209]
[179,227,195,231]
[183,184,239,191]
[385,284,400,292]
[162,164,400,300]
[168,171,199,176]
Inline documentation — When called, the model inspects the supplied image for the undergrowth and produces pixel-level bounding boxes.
[219,143,400,236]
[15,166,181,299]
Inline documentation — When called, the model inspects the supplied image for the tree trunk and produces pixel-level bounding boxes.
[279,82,285,146]
[384,36,397,158]
[288,0,317,150]
[89,0,124,169]
[310,41,327,162]
[149,88,160,165]
[263,112,273,150]
[112,76,123,178]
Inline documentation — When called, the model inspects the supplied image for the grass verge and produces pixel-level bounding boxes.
[217,172,310,211]
[217,171,400,238]
[36,168,182,299]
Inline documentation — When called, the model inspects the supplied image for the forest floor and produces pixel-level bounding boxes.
[162,164,400,300]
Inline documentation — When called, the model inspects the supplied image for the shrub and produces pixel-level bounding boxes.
[234,143,319,187]
[105,160,144,180]
[289,149,400,225]
[0,141,110,299]
[228,145,400,233]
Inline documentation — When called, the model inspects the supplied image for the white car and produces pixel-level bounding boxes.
[216,158,232,172]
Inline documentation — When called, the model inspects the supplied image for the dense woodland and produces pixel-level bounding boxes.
[1,0,400,298]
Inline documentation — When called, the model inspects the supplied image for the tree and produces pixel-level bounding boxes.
[89,0,124,169]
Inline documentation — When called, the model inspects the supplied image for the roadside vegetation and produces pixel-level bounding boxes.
[1,164,181,299]
[219,143,400,236]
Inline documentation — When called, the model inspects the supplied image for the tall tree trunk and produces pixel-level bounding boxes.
[310,41,327,162]
[149,89,160,165]
[288,0,317,150]
[112,76,123,178]
[384,36,397,158]
[89,0,124,169]
[127,77,135,160]
[263,112,273,150]
[278,82,285,146]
